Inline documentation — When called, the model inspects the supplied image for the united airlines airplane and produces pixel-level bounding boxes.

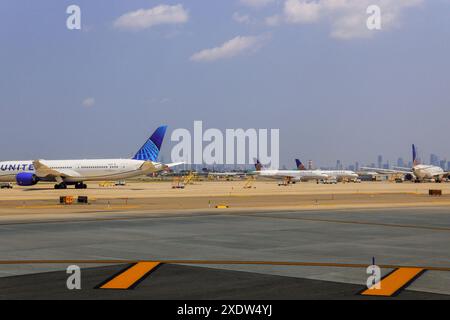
[361,144,449,182]
[295,159,359,182]
[253,160,328,182]
[0,125,182,189]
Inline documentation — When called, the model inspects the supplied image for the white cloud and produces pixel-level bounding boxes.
[278,0,423,39]
[190,35,268,62]
[232,12,252,24]
[114,4,189,31]
[82,97,95,107]
[240,0,276,8]
[265,14,281,26]
[284,0,321,23]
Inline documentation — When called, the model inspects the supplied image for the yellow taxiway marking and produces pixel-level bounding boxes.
[361,267,425,296]
[99,262,160,290]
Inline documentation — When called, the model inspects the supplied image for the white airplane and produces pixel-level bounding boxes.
[295,159,359,182]
[361,144,448,183]
[253,160,328,183]
[0,125,183,189]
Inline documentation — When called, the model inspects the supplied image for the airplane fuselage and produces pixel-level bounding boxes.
[320,170,359,181]
[256,169,328,181]
[0,159,160,183]
[412,164,445,180]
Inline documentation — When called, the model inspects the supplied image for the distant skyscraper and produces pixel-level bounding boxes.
[440,160,446,170]
[397,157,404,168]
[430,154,439,166]
[377,155,383,168]
[336,160,342,170]
[355,162,359,171]
[308,160,313,170]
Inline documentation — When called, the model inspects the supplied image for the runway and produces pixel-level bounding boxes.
[0,205,449,299]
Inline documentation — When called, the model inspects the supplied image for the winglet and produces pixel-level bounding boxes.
[133,125,167,161]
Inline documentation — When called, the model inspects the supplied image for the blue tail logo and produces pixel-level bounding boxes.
[133,125,167,161]
[254,159,263,171]
[295,159,305,170]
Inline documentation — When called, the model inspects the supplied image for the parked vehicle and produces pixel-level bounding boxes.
[0,182,13,189]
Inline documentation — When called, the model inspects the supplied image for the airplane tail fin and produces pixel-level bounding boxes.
[295,159,305,170]
[133,125,168,162]
[412,144,420,166]
[254,159,263,171]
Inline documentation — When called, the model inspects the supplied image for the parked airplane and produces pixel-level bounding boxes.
[253,160,328,183]
[295,159,359,182]
[0,125,182,189]
[361,144,448,182]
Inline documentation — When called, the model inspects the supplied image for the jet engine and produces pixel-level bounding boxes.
[15,172,39,186]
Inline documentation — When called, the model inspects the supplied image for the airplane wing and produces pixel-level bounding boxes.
[164,162,184,169]
[360,167,411,174]
[32,160,80,180]
[392,166,413,172]
[140,161,184,173]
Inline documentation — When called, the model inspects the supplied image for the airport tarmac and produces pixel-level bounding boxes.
[0,201,449,298]
[1,264,447,300]
[1,181,450,223]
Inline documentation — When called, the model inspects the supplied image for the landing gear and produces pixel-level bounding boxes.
[54,182,86,189]
[54,182,67,189]
[75,182,87,189]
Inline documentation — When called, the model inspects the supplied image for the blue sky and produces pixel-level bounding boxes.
[1,0,449,167]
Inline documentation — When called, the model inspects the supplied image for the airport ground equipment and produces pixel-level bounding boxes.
[182,172,196,185]
[429,189,442,196]
[59,196,74,205]
[172,177,185,189]
[77,196,89,204]
[320,178,337,184]
[278,176,292,186]
[243,176,255,189]
[99,181,115,187]
[0,182,13,189]
[215,204,229,208]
